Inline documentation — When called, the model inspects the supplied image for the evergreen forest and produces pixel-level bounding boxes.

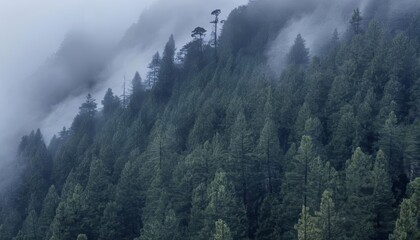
[1,0,420,239]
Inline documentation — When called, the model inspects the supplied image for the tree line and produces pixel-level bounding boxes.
[1,3,420,240]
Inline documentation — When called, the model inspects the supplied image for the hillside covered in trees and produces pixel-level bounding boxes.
[1,0,420,239]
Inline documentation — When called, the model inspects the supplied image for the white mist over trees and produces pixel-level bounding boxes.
[0,0,247,193]
[1,0,420,239]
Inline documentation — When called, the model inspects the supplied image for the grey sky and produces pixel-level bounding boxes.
[0,0,155,80]
[0,0,155,163]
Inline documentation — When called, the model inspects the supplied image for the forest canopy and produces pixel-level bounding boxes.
[1,1,420,240]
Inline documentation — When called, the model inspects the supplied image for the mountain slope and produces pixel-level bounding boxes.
[1,1,420,240]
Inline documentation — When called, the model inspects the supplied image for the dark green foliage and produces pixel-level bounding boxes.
[288,34,309,67]
[49,184,85,240]
[228,111,253,201]
[3,2,420,240]
[350,8,363,34]
[83,158,110,238]
[128,72,146,114]
[404,121,420,180]
[153,35,176,102]
[115,160,144,239]
[39,185,60,239]
[390,178,420,240]
[98,202,119,240]
[203,170,247,240]
[255,196,282,239]
[372,150,395,239]
[257,116,282,195]
[13,210,40,240]
[213,219,233,240]
[191,27,207,40]
[379,111,403,180]
[281,136,331,239]
[146,52,161,89]
[314,190,340,240]
[102,88,120,117]
[344,148,374,239]
[78,94,97,118]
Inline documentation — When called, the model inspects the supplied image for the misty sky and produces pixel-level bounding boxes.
[0,0,155,163]
[0,0,247,172]
[0,0,156,80]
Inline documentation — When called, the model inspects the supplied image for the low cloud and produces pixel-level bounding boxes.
[0,0,247,193]
[266,0,420,75]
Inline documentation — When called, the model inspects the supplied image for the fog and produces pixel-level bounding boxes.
[2,0,418,193]
[0,0,154,193]
[266,0,420,75]
[0,0,247,192]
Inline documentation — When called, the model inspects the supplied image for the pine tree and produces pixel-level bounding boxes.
[257,117,281,194]
[137,218,161,240]
[189,183,208,240]
[387,33,416,89]
[72,94,97,142]
[372,150,395,239]
[390,198,418,240]
[404,121,420,180]
[79,94,97,118]
[115,161,144,239]
[379,111,403,180]
[39,185,60,239]
[212,219,233,240]
[256,196,282,240]
[281,136,321,238]
[131,72,143,93]
[326,29,340,54]
[288,34,309,66]
[294,102,312,142]
[303,117,323,153]
[83,158,109,238]
[154,35,176,101]
[138,202,178,240]
[379,80,402,121]
[204,170,247,240]
[15,129,52,215]
[356,88,376,152]
[314,190,340,240]
[191,26,207,51]
[344,148,374,239]
[328,105,357,170]
[160,208,179,240]
[182,144,211,193]
[390,178,420,240]
[128,72,145,115]
[295,136,317,210]
[147,125,177,183]
[98,202,120,240]
[350,8,363,34]
[295,206,320,240]
[229,111,253,203]
[49,184,85,240]
[140,168,170,238]
[146,52,161,89]
[14,210,40,240]
[101,88,120,116]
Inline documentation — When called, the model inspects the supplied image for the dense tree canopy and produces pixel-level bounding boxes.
[1,2,420,240]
